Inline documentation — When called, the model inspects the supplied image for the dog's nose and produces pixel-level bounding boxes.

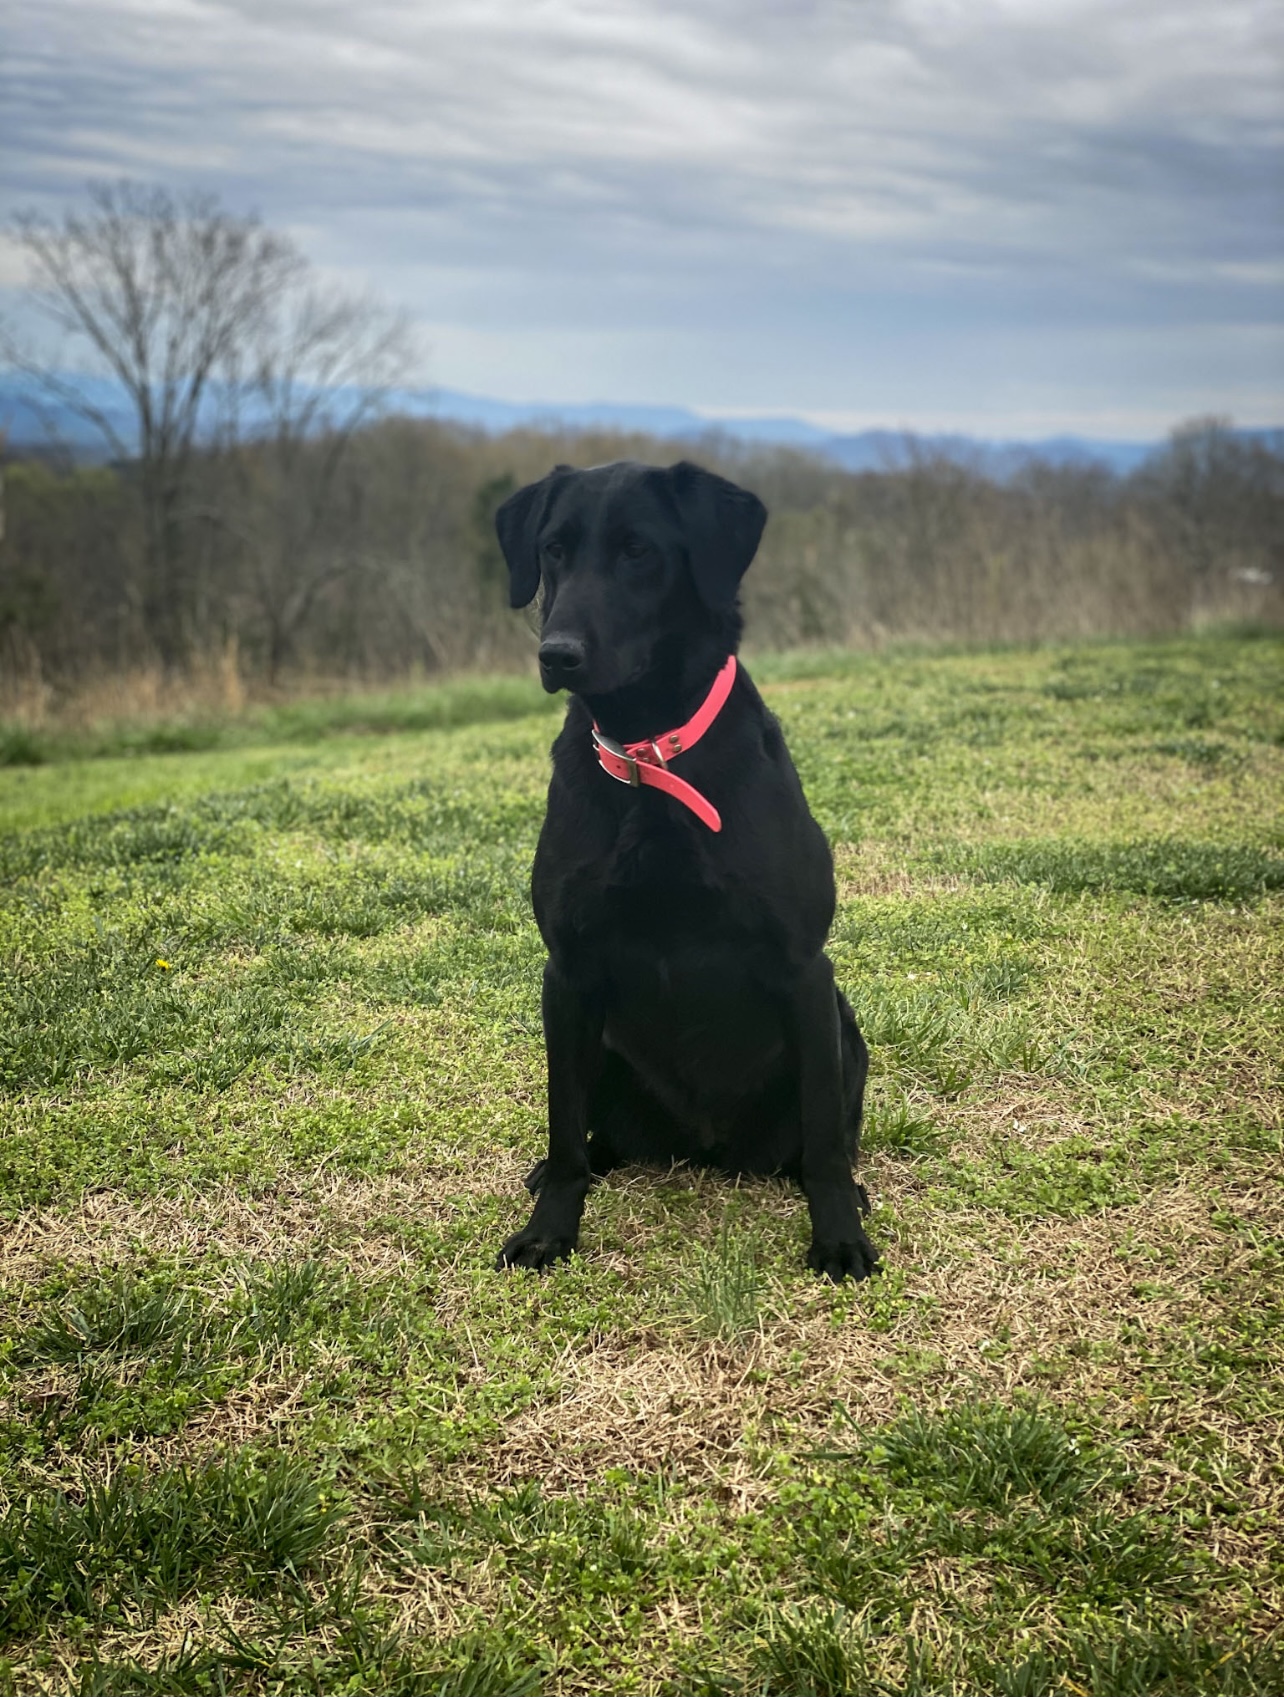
[538,637,586,684]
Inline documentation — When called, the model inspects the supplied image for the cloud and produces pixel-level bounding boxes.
[2,0,1281,428]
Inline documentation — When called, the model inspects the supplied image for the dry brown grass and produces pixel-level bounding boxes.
[0,1157,526,1288]
[471,1166,1280,1493]
[0,642,249,731]
[9,1139,1277,1503]
[833,840,965,899]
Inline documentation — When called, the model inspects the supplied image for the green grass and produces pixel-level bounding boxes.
[0,632,1281,1693]
[0,1452,341,1635]
[688,1217,767,1341]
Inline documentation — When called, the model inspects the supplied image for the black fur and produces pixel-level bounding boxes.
[494,459,879,1282]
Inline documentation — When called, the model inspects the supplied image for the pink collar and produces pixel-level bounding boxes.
[591,655,737,833]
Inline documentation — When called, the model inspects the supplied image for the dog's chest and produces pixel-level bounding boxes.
[584,818,755,937]
[597,898,789,1106]
[575,852,784,994]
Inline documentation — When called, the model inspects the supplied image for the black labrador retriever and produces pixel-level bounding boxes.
[494,458,879,1282]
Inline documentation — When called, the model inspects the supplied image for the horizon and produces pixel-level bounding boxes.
[403,384,1280,448]
[3,1,1282,438]
[2,364,1275,468]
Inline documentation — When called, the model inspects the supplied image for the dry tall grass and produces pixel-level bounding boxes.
[1,637,249,732]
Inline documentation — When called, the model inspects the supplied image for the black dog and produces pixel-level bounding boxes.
[494,459,879,1282]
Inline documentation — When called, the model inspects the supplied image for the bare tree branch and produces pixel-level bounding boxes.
[6,182,303,664]
[210,279,417,680]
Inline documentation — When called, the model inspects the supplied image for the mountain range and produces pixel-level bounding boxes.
[407,389,1170,476]
[1,371,1270,478]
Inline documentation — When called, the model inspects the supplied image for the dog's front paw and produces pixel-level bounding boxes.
[495,1226,577,1271]
[807,1227,881,1284]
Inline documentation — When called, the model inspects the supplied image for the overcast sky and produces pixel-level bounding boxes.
[3,0,1282,437]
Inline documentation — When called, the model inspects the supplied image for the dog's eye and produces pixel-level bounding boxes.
[542,540,565,564]
[621,538,649,562]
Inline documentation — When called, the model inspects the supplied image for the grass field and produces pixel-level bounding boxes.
[1,634,1281,1695]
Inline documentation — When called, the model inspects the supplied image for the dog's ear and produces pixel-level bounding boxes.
[667,461,768,610]
[495,467,571,609]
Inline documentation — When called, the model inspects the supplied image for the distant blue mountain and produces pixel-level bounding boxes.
[2,370,1274,480]
[0,372,140,458]
[404,388,1161,475]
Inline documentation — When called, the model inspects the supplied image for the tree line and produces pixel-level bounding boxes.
[1,186,1281,700]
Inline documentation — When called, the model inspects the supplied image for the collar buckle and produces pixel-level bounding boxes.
[592,727,640,786]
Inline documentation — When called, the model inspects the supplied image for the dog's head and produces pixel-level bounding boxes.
[495,460,767,695]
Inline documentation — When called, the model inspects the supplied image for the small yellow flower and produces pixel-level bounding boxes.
[155,958,171,971]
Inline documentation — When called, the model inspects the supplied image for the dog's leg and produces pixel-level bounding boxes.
[794,955,880,1283]
[523,1134,616,1196]
[496,961,601,1271]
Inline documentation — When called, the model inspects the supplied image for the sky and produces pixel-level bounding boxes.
[2,0,1282,439]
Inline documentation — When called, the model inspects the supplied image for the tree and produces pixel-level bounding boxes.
[5,183,303,666]
[1142,418,1284,615]
[208,282,414,682]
